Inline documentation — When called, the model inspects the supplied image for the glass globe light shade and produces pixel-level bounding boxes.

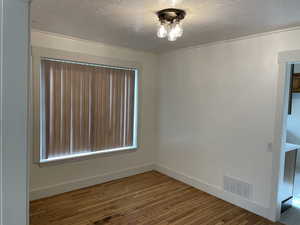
[173,21,183,37]
[167,26,177,41]
[157,22,168,38]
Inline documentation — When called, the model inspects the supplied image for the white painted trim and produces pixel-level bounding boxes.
[1,0,30,224]
[31,46,142,165]
[162,26,300,55]
[30,163,274,221]
[270,49,300,222]
[0,1,4,224]
[26,2,31,225]
[154,164,271,221]
[39,146,138,164]
[31,29,157,56]
[30,163,155,201]
[33,27,300,55]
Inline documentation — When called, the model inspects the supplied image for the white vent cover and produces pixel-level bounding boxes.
[223,175,253,200]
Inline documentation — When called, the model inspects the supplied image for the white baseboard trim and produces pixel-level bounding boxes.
[154,164,271,221]
[30,162,272,221]
[30,163,155,201]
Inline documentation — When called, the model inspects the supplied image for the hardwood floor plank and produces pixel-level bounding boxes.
[30,171,283,225]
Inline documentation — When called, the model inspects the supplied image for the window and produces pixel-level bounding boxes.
[38,58,138,162]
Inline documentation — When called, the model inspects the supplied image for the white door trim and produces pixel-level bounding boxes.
[271,49,300,221]
[0,0,30,224]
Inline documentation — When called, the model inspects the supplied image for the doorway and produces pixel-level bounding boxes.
[272,52,300,224]
[278,63,300,224]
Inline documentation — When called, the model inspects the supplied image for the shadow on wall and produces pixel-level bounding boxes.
[287,93,300,167]
[286,130,300,144]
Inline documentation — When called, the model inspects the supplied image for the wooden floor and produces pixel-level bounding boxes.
[30,171,283,225]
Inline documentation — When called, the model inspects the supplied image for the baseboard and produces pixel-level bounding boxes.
[30,163,155,201]
[154,164,271,221]
[30,162,272,221]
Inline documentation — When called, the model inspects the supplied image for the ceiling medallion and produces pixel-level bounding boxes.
[156,8,186,41]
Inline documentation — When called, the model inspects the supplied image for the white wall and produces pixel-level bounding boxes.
[157,28,300,218]
[30,30,159,199]
[1,0,29,224]
[30,27,300,220]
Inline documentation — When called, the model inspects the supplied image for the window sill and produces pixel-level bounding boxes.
[37,146,138,167]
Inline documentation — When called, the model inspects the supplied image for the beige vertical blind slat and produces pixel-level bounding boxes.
[41,59,136,159]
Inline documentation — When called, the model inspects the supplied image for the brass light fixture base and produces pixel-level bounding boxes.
[156,8,186,23]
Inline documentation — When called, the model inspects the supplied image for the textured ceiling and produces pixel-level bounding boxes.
[31,0,300,53]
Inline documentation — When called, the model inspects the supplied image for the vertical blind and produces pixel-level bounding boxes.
[41,59,136,159]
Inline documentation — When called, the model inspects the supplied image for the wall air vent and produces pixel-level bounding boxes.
[223,175,253,200]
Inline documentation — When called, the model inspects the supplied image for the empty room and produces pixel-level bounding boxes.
[4,0,300,225]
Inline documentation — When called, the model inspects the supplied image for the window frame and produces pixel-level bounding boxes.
[31,47,141,165]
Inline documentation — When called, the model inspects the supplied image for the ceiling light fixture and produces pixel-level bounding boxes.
[156,8,186,41]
